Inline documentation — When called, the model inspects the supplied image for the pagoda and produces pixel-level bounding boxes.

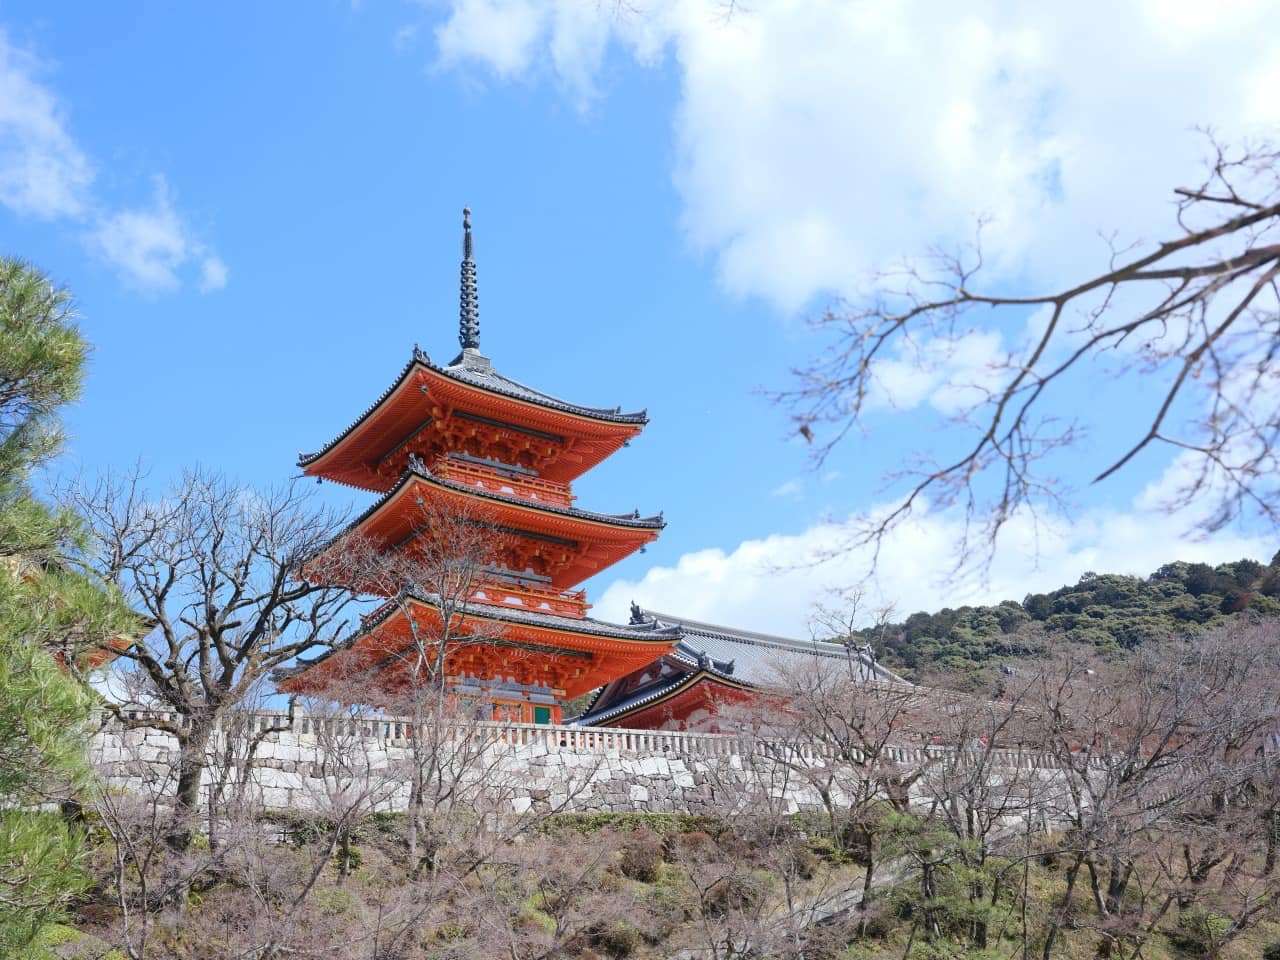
[277,211,680,723]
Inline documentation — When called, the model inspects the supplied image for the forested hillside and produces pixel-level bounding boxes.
[861,554,1280,682]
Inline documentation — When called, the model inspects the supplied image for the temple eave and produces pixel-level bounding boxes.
[277,596,679,700]
[298,354,647,487]
[325,470,662,593]
[573,672,756,729]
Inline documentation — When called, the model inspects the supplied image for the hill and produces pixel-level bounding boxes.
[859,553,1280,684]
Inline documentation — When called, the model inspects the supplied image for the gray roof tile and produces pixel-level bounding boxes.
[570,606,907,726]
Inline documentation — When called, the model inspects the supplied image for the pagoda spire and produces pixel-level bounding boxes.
[458,207,480,352]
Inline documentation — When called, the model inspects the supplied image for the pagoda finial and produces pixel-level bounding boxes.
[459,207,480,351]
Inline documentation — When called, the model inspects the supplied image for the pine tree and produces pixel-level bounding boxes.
[0,258,134,954]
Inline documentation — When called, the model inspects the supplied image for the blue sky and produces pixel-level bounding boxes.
[2,1,1277,636]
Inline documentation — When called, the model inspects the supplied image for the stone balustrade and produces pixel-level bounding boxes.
[88,707,1107,820]
[104,707,1103,770]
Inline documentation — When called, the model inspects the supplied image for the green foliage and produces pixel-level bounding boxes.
[0,259,89,564]
[1261,939,1280,960]
[9,923,126,960]
[0,259,134,952]
[857,553,1280,680]
[0,583,96,799]
[0,814,89,954]
[0,591,99,952]
[588,919,642,958]
[877,812,1015,955]
[1172,908,1235,955]
[618,830,665,882]
[534,811,722,836]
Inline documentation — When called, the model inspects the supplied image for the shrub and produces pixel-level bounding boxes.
[789,845,819,880]
[1171,908,1232,955]
[590,920,642,958]
[704,872,772,917]
[1261,940,1280,960]
[667,830,716,861]
[618,831,664,883]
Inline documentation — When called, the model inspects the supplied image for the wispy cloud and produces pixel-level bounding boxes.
[0,30,224,295]
[0,30,91,219]
[770,478,804,500]
[198,255,228,293]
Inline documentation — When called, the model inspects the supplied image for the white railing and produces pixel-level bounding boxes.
[100,708,1109,770]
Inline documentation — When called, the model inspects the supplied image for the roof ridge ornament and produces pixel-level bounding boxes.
[459,207,480,352]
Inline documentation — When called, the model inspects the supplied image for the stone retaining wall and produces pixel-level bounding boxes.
[90,711,1077,819]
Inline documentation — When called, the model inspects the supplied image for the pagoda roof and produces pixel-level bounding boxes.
[430,349,647,425]
[571,606,907,726]
[298,348,647,489]
[286,592,682,671]
[333,462,662,591]
[350,460,665,534]
[275,591,682,697]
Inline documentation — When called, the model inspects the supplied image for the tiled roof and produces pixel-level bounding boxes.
[569,606,907,726]
[298,348,646,468]
[569,669,707,727]
[274,591,682,681]
[432,349,648,424]
[641,609,904,685]
[345,461,665,533]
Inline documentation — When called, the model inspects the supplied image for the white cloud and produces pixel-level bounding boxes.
[427,0,1280,550]
[0,32,224,294]
[199,255,228,293]
[435,0,613,107]
[594,498,1272,638]
[430,0,1278,311]
[86,178,222,294]
[0,30,92,219]
[864,328,1008,415]
[770,478,803,500]
[437,0,545,78]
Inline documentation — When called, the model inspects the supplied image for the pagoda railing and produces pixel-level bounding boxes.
[471,583,589,619]
[433,459,574,507]
[102,708,1102,770]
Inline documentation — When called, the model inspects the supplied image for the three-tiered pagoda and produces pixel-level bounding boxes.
[278,211,679,723]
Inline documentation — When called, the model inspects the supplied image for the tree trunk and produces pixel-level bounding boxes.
[1265,810,1278,877]
[1043,852,1086,960]
[338,824,352,881]
[407,767,421,876]
[168,722,213,852]
[1105,856,1131,914]
[973,871,990,949]
[859,832,876,934]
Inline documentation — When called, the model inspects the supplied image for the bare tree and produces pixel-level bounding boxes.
[914,683,1040,950]
[329,489,516,876]
[759,655,928,919]
[66,467,362,851]
[1025,622,1280,960]
[781,137,1280,571]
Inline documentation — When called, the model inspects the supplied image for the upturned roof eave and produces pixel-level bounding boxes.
[340,464,665,540]
[570,669,755,727]
[274,591,682,684]
[297,350,648,470]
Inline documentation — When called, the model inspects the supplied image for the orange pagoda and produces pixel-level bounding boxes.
[277,210,679,723]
